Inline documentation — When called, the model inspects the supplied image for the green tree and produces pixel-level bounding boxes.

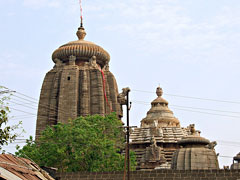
[16,113,136,172]
[0,86,22,150]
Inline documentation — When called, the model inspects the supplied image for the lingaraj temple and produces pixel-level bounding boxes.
[35,22,238,171]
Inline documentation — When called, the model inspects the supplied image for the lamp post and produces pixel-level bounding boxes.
[117,87,131,180]
[126,89,130,180]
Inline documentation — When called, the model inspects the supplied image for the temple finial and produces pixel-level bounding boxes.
[156,86,163,97]
[77,0,85,40]
[77,14,86,40]
[80,16,83,28]
[76,26,86,40]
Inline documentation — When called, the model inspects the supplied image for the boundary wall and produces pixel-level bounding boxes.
[56,169,240,180]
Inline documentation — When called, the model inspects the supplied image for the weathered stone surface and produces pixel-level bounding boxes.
[140,87,180,128]
[171,125,219,170]
[35,27,122,139]
[140,137,167,170]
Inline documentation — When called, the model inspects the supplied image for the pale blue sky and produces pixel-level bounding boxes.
[1,0,240,167]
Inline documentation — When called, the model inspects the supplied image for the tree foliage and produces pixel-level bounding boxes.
[0,86,22,150]
[16,113,136,172]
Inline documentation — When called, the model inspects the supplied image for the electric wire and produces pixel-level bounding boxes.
[5,86,240,121]
[173,107,240,119]
[132,89,240,105]
[132,100,240,114]
[1,86,69,116]
[131,100,240,119]
[11,93,70,116]
[6,94,69,121]
[3,87,240,149]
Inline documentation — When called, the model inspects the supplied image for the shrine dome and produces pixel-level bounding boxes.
[52,26,110,67]
[140,87,180,128]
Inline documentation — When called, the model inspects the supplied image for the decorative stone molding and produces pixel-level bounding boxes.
[104,62,110,71]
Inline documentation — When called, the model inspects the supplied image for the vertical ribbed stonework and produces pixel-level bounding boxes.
[171,131,219,170]
[90,69,103,115]
[58,64,79,124]
[35,26,122,139]
[97,69,105,115]
[79,68,90,116]
[36,67,62,139]
[103,71,112,114]
[48,70,62,125]
[105,71,122,118]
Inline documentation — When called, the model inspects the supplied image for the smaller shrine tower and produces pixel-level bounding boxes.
[130,87,190,170]
[171,124,219,170]
[140,87,180,128]
[130,87,219,170]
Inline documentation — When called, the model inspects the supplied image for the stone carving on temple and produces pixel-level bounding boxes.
[117,87,130,105]
[69,55,76,66]
[54,58,63,69]
[89,56,98,69]
[104,62,110,71]
[231,152,240,169]
[140,136,167,169]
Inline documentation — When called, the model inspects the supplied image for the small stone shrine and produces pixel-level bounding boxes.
[231,152,240,169]
[171,124,219,170]
[35,24,122,139]
[130,87,191,170]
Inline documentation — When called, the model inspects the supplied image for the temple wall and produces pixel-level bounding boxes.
[56,169,240,180]
[36,63,122,139]
[89,69,105,115]
[36,69,59,140]
[105,71,122,118]
[58,65,79,124]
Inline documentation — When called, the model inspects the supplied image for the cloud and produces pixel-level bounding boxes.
[86,0,240,63]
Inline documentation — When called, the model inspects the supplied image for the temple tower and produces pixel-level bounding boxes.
[130,87,219,170]
[140,86,180,128]
[35,25,122,139]
[130,87,190,170]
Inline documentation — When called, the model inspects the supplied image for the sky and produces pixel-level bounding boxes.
[1,0,240,167]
